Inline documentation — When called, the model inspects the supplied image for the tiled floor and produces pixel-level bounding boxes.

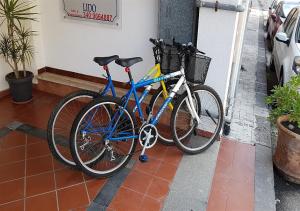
[108,145,182,211]
[0,91,60,129]
[0,130,182,211]
[0,131,104,211]
[207,138,255,211]
[0,90,256,210]
[0,91,183,210]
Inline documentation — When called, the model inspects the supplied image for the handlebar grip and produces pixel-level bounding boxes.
[149,38,157,45]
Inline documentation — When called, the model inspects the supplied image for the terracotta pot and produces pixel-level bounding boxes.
[273,115,300,184]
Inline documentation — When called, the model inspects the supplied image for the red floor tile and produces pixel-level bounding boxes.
[140,196,161,211]
[207,139,255,211]
[25,192,58,211]
[226,179,254,211]
[86,179,106,200]
[154,162,178,181]
[109,187,144,211]
[134,159,161,175]
[122,170,153,194]
[27,135,43,145]
[26,155,53,176]
[0,146,25,165]
[207,188,228,211]
[0,161,25,183]
[26,172,55,197]
[26,142,51,159]
[146,177,170,201]
[147,143,168,161]
[0,200,24,211]
[0,178,24,204]
[0,131,26,150]
[57,184,89,211]
[53,159,67,171]
[162,147,183,166]
[55,168,84,189]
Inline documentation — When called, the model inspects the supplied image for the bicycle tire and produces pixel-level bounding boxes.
[149,80,200,145]
[70,96,137,178]
[47,90,101,168]
[171,85,224,154]
[148,80,178,145]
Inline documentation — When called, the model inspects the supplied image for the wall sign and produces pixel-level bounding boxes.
[63,0,120,25]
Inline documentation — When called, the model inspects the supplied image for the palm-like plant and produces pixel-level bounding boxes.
[0,0,37,79]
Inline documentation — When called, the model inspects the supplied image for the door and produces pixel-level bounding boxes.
[159,0,195,43]
[274,8,298,79]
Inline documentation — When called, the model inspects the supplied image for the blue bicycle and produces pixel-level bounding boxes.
[70,42,224,178]
[47,55,119,167]
[47,39,180,168]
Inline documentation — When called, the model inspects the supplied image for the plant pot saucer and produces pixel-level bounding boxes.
[11,97,33,104]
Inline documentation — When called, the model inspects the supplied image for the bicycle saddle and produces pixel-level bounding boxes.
[94,55,119,66]
[115,57,143,68]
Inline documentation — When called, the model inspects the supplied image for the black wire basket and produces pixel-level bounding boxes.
[185,53,211,84]
[160,45,181,74]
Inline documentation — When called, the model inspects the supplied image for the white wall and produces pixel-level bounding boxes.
[0,61,11,91]
[38,0,158,82]
[197,7,239,107]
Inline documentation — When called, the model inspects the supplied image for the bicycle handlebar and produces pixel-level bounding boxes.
[149,37,206,56]
[149,38,158,45]
[173,40,205,55]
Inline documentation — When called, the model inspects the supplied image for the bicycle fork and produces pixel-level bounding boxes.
[139,75,202,162]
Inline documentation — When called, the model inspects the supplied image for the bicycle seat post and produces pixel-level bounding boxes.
[125,67,134,82]
[103,65,110,78]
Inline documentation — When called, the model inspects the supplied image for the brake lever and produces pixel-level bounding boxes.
[197,50,206,55]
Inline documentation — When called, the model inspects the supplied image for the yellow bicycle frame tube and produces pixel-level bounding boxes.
[146,64,173,110]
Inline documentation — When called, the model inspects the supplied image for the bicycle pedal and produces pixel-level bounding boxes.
[139,154,148,163]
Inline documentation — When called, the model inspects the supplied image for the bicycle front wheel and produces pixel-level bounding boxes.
[70,96,137,178]
[47,90,101,168]
[148,80,178,145]
[171,85,224,154]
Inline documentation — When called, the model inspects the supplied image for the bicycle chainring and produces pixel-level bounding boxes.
[138,124,158,149]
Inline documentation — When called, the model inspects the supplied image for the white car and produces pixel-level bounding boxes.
[272,7,300,85]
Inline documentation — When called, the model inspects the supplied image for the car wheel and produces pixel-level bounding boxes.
[269,57,275,72]
[266,32,271,40]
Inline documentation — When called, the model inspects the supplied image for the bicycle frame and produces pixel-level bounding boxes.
[101,64,172,110]
[100,70,117,97]
[83,63,173,134]
[106,66,200,142]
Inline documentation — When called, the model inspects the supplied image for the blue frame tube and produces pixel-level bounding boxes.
[85,69,184,142]
[105,71,184,141]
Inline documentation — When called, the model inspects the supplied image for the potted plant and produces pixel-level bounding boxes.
[0,0,36,103]
[266,75,300,184]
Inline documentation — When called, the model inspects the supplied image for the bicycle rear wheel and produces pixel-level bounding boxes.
[70,96,137,178]
[47,90,100,167]
[171,85,224,154]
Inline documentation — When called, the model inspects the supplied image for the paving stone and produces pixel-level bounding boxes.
[163,142,220,211]
[255,145,276,211]
[254,115,272,147]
